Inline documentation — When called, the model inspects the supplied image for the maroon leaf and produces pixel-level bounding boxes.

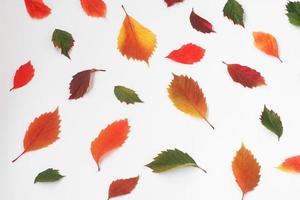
[164,0,184,7]
[190,8,215,33]
[108,176,139,200]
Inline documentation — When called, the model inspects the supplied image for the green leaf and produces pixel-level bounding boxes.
[260,105,283,141]
[52,29,74,59]
[114,86,143,104]
[145,149,206,173]
[34,168,65,183]
[223,0,244,27]
[286,1,300,26]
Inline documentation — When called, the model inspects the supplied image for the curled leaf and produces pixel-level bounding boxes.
[80,0,106,17]
[34,168,64,183]
[166,43,205,64]
[114,86,143,104]
[260,105,283,141]
[278,156,300,173]
[24,0,51,19]
[190,8,215,33]
[10,61,35,91]
[108,176,139,200]
[223,0,244,27]
[52,29,75,59]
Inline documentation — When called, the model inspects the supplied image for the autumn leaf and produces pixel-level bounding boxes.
[164,0,184,7]
[117,5,157,64]
[222,62,266,88]
[190,8,215,33]
[10,61,35,91]
[286,1,300,26]
[34,168,64,183]
[114,86,143,104]
[232,144,260,200]
[12,108,61,162]
[168,74,214,129]
[146,149,206,173]
[80,0,106,17]
[52,29,74,59]
[277,156,300,173]
[166,43,205,64]
[253,32,282,62]
[24,0,51,19]
[223,0,244,27]
[69,69,105,100]
[91,119,130,171]
[260,105,283,141]
[108,176,139,200]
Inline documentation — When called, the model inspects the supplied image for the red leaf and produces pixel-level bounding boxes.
[166,43,205,64]
[190,8,215,33]
[223,62,266,88]
[108,176,139,200]
[69,69,105,100]
[10,61,35,91]
[80,0,106,17]
[24,0,51,19]
[164,0,184,7]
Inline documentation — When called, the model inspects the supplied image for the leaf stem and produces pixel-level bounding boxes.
[203,117,214,130]
[121,5,128,16]
[196,165,207,173]
[241,193,245,200]
[222,61,228,65]
[278,57,283,63]
[12,151,25,163]
[91,69,106,73]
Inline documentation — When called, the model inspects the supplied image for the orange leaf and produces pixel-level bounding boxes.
[117,5,157,64]
[277,156,300,173]
[232,144,261,200]
[24,0,51,19]
[80,0,106,17]
[91,119,130,171]
[108,176,139,200]
[253,32,282,62]
[10,61,35,91]
[12,108,61,162]
[167,74,214,129]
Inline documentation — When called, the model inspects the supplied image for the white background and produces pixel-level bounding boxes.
[1,0,300,199]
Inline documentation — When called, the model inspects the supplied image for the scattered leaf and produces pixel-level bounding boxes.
[260,105,283,140]
[190,8,215,33]
[222,62,266,88]
[286,1,300,26]
[146,149,206,173]
[91,119,130,171]
[34,168,64,183]
[117,5,157,64]
[223,0,244,27]
[168,74,214,129]
[166,43,205,64]
[164,0,184,7]
[52,29,75,59]
[24,0,51,19]
[108,176,139,200]
[278,156,300,173]
[253,32,282,62]
[69,69,105,100]
[10,61,35,91]
[80,0,106,17]
[114,86,143,104]
[12,108,61,162]
[232,144,260,200]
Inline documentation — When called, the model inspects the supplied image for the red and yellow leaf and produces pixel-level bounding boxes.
[91,119,130,171]
[108,176,139,200]
[253,32,282,62]
[223,62,266,88]
[277,156,300,173]
[24,0,51,19]
[12,108,61,162]
[190,8,215,33]
[80,0,106,17]
[232,144,261,200]
[166,43,205,64]
[164,0,184,7]
[10,61,35,91]
[167,74,214,129]
[117,5,157,64]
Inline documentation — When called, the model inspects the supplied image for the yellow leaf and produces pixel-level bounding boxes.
[167,74,214,129]
[117,5,157,64]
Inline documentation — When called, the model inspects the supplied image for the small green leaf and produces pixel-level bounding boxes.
[34,168,65,183]
[286,1,300,26]
[114,86,143,104]
[145,149,206,173]
[52,29,74,59]
[223,0,244,27]
[260,105,283,141]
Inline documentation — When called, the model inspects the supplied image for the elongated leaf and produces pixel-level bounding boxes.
[286,1,300,26]
[166,43,205,64]
[190,8,215,33]
[108,176,139,199]
[34,168,64,183]
[223,0,244,27]
[114,86,143,104]
[52,29,74,59]
[80,0,106,17]
[146,149,206,173]
[278,156,300,173]
[24,0,51,19]
[260,105,283,140]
